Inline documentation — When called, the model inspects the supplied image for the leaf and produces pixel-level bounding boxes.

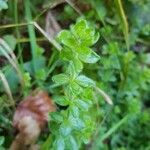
[0,66,19,93]
[90,0,107,23]
[24,56,46,76]
[52,73,69,85]
[35,68,47,81]
[59,123,72,136]
[23,72,31,88]
[53,95,69,106]
[0,0,8,11]
[0,136,4,146]
[66,61,77,79]
[77,46,92,57]
[70,105,79,117]
[124,51,135,64]
[57,30,77,49]
[72,56,83,73]
[76,75,95,87]
[0,147,5,150]
[50,112,63,123]
[71,19,99,46]
[65,82,83,97]
[71,19,87,37]
[76,99,89,111]
[66,135,78,150]
[60,47,73,61]
[80,51,100,64]
[55,137,65,150]
[3,35,17,50]
[69,114,85,130]
[41,135,52,150]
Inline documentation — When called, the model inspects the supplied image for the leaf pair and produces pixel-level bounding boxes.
[57,19,100,73]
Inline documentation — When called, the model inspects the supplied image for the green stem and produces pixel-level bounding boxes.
[14,0,23,65]
[115,0,129,51]
[100,115,128,142]
[24,0,37,74]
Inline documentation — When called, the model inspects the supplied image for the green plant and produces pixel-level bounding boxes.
[0,0,150,149]
[44,19,104,150]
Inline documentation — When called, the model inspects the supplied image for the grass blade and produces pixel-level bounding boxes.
[115,0,129,50]
[0,40,24,87]
[100,115,128,142]
[24,0,37,74]
[0,70,15,106]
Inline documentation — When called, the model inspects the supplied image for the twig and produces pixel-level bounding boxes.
[34,0,66,21]
[33,21,62,51]
[0,21,62,51]
[0,22,31,29]
[65,0,83,16]
[94,86,113,105]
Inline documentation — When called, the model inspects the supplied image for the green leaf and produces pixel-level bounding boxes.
[60,123,72,136]
[71,19,100,46]
[80,51,100,64]
[55,137,65,150]
[24,56,46,76]
[90,0,107,23]
[71,19,87,37]
[52,73,69,85]
[76,99,89,111]
[57,30,77,49]
[0,147,5,150]
[65,82,83,96]
[71,105,79,117]
[66,61,77,79]
[69,114,85,130]
[60,47,73,61]
[0,0,8,11]
[124,51,135,64]
[72,56,83,73]
[0,136,4,146]
[77,46,92,57]
[76,75,95,87]
[0,66,19,93]
[50,112,63,123]
[53,95,69,106]
[3,35,17,50]
[66,135,78,150]
[41,135,52,150]
[23,72,31,88]
[35,68,47,81]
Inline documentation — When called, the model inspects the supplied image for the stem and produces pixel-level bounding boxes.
[14,0,23,65]
[100,115,128,142]
[33,22,62,51]
[0,22,62,51]
[17,37,46,43]
[0,22,31,29]
[34,0,66,21]
[94,86,113,105]
[24,0,37,74]
[115,0,129,51]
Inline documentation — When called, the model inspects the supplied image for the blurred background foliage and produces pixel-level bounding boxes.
[0,0,150,149]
